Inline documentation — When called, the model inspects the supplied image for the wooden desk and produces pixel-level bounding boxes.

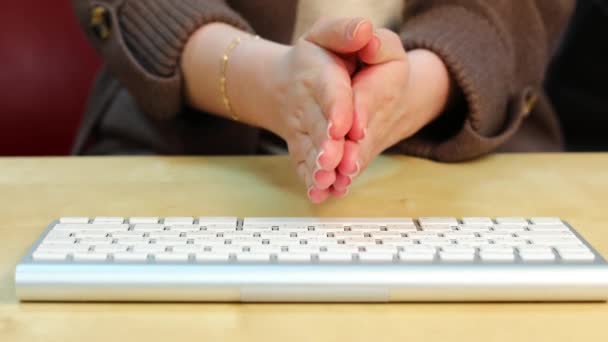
[1,154,607,341]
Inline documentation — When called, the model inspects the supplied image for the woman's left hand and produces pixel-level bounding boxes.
[330,29,453,194]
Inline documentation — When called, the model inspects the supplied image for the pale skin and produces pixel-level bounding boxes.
[182,17,451,204]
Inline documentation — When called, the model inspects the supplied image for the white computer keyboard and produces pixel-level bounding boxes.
[15,217,608,302]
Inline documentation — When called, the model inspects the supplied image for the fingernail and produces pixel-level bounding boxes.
[313,169,323,183]
[316,150,325,170]
[307,186,315,200]
[362,128,368,140]
[346,18,366,40]
[334,187,349,198]
[327,122,333,139]
[347,161,360,177]
[307,187,324,204]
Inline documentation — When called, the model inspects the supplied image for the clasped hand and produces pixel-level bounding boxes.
[269,17,452,203]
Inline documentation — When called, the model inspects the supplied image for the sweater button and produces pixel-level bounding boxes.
[90,6,111,40]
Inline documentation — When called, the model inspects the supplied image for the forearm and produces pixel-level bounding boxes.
[182,23,289,135]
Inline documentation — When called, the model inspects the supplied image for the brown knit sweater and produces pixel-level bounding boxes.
[71,0,574,161]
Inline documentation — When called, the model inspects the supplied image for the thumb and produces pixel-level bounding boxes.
[304,17,374,54]
[358,28,407,65]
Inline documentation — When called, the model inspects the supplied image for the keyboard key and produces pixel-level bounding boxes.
[78,237,113,244]
[195,252,231,262]
[461,217,494,225]
[555,245,591,253]
[247,246,283,254]
[74,231,109,238]
[444,232,477,239]
[133,224,165,231]
[53,223,129,231]
[317,252,354,263]
[480,252,515,262]
[166,224,201,232]
[558,251,596,262]
[358,252,394,262]
[441,246,476,254]
[59,217,89,224]
[420,225,453,232]
[416,238,452,247]
[530,217,563,225]
[480,245,514,254]
[495,217,528,225]
[349,224,381,231]
[164,217,194,225]
[155,253,190,262]
[171,245,206,253]
[208,245,243,253]
[119,238,151,245]
[235,253,271,262]
[516,231,575,238]
[93,217,124,224]
[286,245,320,253]
[113,252,148,262]
[418,217,459,226]
[129,217,159,224]
[439,252,475,262]
[324,246,360,254]
[527,224,570,232]
[198,217,238,226]
[185,231,218,239]
[364,245,399,253]
[458,225,491,232]
[41,236,76,244]
[32,251,68,261]
[109,231,145,239]
[407,231,440,238]
[403,245,437,253]
[154,238,188,246]
[453,238,491,247]
[398,252,435,262]
[493,224,526,232]
[93,244,129,253]
[149,231,182,238]
[490,238,529,247]
[519,252,556,262]
[133,245,167,253]
[518,246,553,254]
[385,224,417,231]
[73,252,108,261]
[201,224,238,231]
[378,238,415,246]
[276,253,312,262]
[37,243,90,252]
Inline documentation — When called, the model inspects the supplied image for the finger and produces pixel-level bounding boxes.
[332,172,352,191]
[337,140,360,177]
[330,186,349,198]
[358,28,407,65]
[296,162,331,204]
[300,102,344,171]
[315,65,353,139]
[349,86,370,141]
[305,143,336,190]
[305,17,374,54]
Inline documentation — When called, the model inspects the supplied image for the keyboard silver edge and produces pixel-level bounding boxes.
[15,218,608,302]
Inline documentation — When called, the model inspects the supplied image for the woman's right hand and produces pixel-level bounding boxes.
[265,18,374,203]
[183,18,373,203]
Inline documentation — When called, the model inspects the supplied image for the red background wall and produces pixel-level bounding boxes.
[0,1,100,155]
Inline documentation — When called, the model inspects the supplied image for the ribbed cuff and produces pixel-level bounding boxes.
[397,6,525,161]
[119,0,253,77]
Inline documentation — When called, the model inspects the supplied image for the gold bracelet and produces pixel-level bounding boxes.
[220,35,260,121]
